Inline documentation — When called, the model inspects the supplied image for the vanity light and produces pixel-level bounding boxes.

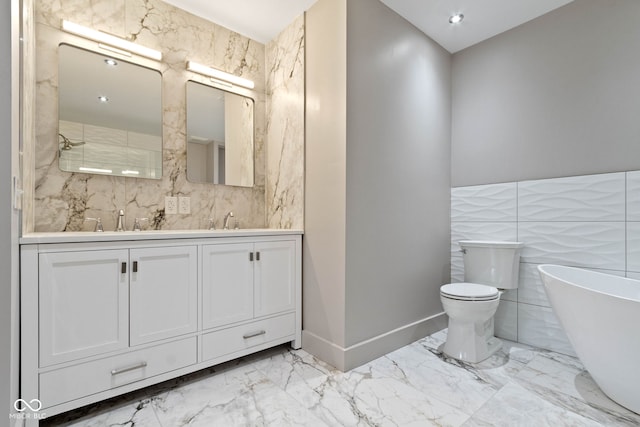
[186,61,255,90]
[61,20,163,61]
[79,167,113,174]
[97,95,109,103]
[104,58,118,66]
[449,13,464,24]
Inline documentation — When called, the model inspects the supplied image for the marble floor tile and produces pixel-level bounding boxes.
[42,331,640,427]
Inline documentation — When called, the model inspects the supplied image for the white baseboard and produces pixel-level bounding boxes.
[302,312,447,371]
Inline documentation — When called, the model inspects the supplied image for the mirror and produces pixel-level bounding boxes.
[58,44,163,179]
[186,80,254,187]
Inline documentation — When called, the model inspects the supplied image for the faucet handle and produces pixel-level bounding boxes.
[207,218,216,230]
[84,217,104,232]
[132,218,149,232]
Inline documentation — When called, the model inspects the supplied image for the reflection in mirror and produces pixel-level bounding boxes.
[186,80,254,187]
[58,44,163,179]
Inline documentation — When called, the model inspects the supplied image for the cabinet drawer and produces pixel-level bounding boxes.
[202,313,295,362]
[40,337,197,408]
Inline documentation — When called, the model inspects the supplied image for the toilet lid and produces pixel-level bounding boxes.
[440,282,499,301]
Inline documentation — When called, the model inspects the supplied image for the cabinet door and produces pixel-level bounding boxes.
[39,250,129,367]
[129,246,198,346]
[202,243,254,329]
[254,240,296,317]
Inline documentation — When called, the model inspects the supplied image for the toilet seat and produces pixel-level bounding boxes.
[440,282,499,301]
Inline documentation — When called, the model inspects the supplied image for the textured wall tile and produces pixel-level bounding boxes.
[626,271,640,280]
[518,263,551,307]
[627,171,640,221]
[518,304,575,356]
[450,256,464,283]
[451,183,517,222]
[494,300,517,342]
[626,222,640,272]
[518,173,625,222]
[451,222,518,254]
[518,222,625,270]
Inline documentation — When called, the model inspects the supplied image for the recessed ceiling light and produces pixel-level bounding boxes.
[98,95,109,102]
[449,13,464,25]
[104,58,118,66]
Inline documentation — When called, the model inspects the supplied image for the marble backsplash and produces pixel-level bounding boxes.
[28,0,304,232]
[266,15,305,229]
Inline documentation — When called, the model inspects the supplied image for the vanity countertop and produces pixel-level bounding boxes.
[20,229,304,244]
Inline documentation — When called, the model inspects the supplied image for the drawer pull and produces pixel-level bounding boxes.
[121,262,127,274]
[110,361,147,376]
[242,330,266,339]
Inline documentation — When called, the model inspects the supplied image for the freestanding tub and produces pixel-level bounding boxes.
[538,264,640,414]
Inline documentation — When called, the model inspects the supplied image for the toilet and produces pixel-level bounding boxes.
[440,240,524,363]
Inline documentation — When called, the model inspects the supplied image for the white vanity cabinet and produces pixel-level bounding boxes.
[38,249,130,367]
[129,246,198,346]
[20,231,302,425]
[201,240,297,362]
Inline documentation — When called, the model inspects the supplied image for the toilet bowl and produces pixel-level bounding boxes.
[440,241,523,363]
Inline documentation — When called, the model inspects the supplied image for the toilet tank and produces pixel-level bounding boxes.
[459,240,524,289]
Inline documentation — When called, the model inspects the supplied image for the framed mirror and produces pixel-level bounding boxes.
[58,44,163,179]
[186,80,254,187]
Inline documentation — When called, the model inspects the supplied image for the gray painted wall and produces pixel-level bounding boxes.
[345,0,451,346]
[452,0,640,187]
[2,0,20,422]
[304,0,451,369]
[304,0,348,349]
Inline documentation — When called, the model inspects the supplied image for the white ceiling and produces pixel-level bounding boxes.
[164,0,575,52]
[380,0,575,53]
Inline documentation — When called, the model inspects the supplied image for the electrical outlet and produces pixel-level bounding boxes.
[165,196,178,214]
[178,196,191,214]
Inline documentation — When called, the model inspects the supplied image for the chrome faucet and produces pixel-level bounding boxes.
[223,211,234,230]
[84,217,104,232]
[132,218,149,232]
[207,218,216,230]
[115,209,125,232]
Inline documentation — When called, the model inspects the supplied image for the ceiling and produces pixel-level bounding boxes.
[164,0,575,52]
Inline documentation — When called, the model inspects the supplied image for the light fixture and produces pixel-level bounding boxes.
[104,58,118,66]
[122,170,140,175]
[449,13,464,24]
[97,95,109,102]
[186,61,255,89]
[61,20,162,61]
[79,167,112,174]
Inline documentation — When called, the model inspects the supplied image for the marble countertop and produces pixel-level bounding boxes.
[20,228,304,244]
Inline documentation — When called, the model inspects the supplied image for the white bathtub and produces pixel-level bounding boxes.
[538,264,640,414]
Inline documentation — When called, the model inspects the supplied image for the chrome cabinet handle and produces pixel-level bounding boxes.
[242,330,266,339]
[110,361,147,375]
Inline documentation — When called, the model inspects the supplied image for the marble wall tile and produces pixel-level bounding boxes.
[451,182,517,222]
[29,0,307,232]
[265,15,305,229]
[518,173,625,222]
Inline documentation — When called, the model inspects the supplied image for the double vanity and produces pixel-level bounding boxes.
[20,229,302,423]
